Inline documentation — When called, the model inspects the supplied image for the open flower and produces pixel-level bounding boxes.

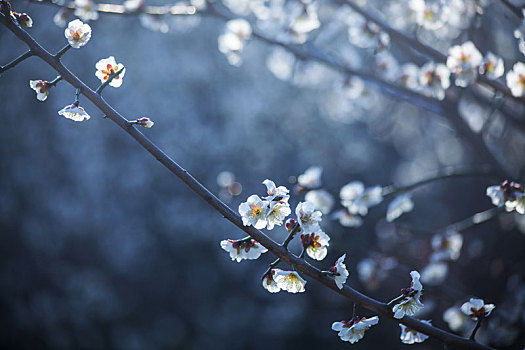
[288,3,320,44]
[220,238,268,262]
[29,80,50,101]
[430,230,463,262]
[399,320,431,344]
[65,19,91,48]
[506,62,525,97]
[95,56,126,87]
[386,194,414,222]
[262,179,289,202]
[340,181,383,216]
[273,270,306,293]
[262,269,281,293]
[305,190,334,214]
[295,201,322,232]
[11,11,32,27]
[300,230,330,261]
[239,194,269,229]
[392,271,424,319]
[460,298,495,320]
[446,41,482,87]
[332,316,379,343]
[330,254,349,289]
[419,61,450,100]
[218,19,252,66]
[479,52,504,80]
[297,166,323,189]
[74,0,99,22]
[58,103,91,122]
[486,181,525,214]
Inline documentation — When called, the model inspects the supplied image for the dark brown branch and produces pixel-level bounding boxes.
[0,11,494,350]
[0,49,32,74]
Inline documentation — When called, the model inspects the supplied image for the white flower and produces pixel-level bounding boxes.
[460,298,495,320]
[331,316,379,343]
[11,11,33,27]
[266,201,291,230]
[420,262,448,285]
[486,185,505,207]
[226,18,252,40]
[398,63,420,90]
[218,19,252,66]
[443,306,470,331]
[123,0,145,13]
[64,19,91,48]
[95,56,126,88]
[58,103,91,122]
[262,269,281,293]
[289,3,320,43]
[392,271,424,319]
[295,201,322,233]
[399,320,431,344]
[410,0,444,30]
[419,62,450,100]
[346,11,389,50]
[430,230,463,262]
[54,8,73,28]
[239,194,269,229]
[220,238,268,262]
[386,194,414,222]
[332,209,363,227]
[479,52,504,80]
[74,0,99,21]
[300,230,330,261]
[262,179,289,201]
[340,182,383,216]
[506,62,525,97]
[297,166,323,189]
[134,117,154,128]
[446,41,482,87]
[273,270,306,293]
[330,254,349,289]
[29,80,50,101]
[305,190,334,214]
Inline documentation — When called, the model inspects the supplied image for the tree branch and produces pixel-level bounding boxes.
[0,11,494,350]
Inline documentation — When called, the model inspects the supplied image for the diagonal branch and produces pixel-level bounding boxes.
[0,11,494,350]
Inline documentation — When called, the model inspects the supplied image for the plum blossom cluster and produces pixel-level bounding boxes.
[220,238,268,262]
[218,19,252,66]
[486,180,525,214]
[333,181,382,227]
[391,271,424,319]
[420,230,463,286]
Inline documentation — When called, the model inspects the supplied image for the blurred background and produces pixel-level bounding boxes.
[1,0,525,348]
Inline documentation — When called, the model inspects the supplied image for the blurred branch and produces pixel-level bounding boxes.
[499,0,524,18]
[28,0,196,15]
[382,168,498,198]
[0,10,494,350]
[339,0,524,104]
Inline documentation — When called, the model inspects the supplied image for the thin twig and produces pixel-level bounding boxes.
[0,9,496,350]
[469,318,483,340]
[55,44,71,59]
[0,50,32,74]
[95,66,125,94]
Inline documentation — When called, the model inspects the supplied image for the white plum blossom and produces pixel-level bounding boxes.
[273,270,306,293]
[95,56,126,88]
[430,230,463,262]
[74,0,99,21]
[330,254,349,289]
[392,271,424,319]
[386,194,414,222]
[295,201,322,233]
[297,166,323,189]
[460,298,495,320]
[486,181,525,214]
[397,63,420,90]
[64,19,91,48]
[218,19,252,66]
[54,8,73,27]
[506,62,525,97]
[419,61,450,100]
[410,0,444,30]
[331,316,379,343]
[134,117,154,128]
[262,269,281,293]
[288,3,320,44]
[29,80,50,101]
[239,194,269,229]
[479,52,504,80]
[220,238,268,262]
[420,262,448,285]
[346,11,389,51]
[266,201,291,230]
[340,181,383,216]
[305,190,334,214]
[443,306,470,332]
[11,11,32,27]
[262,179,289,201]
[446,41,482,87]
[58,103,91,122]
[300,230,330,261]
[332,209,363,227]
[399,320,431,344]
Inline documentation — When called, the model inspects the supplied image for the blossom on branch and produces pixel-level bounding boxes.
[330,254,349,289]
[479,52,504,80]
[273,270,306,293]
[300,230,330,261]
[262,269,281,293]
[340,181,383,216]
[331,316,379,343]
[430,230,463,262]
[446,41,482,87]
[460,298,495,320]
[297,166,323,190]
[399,320,431,344]
[295,201,322,233]
[419,62,450,100]
[123,0,145,13]
[218,19,252,66]
[220,238,268,262]
[11,11,32,27]
[392,271,424,319]
[65,19,92,48]
[74,0,98,22]
[486,181,525,214]
[58,103,91,122]
[506,62,525,97]
[262,179,289,202]
[239,194,269,229]
[386,194,414,222]
[134,117,154,128]
[29,80,50,101]
[95,56,126,88]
